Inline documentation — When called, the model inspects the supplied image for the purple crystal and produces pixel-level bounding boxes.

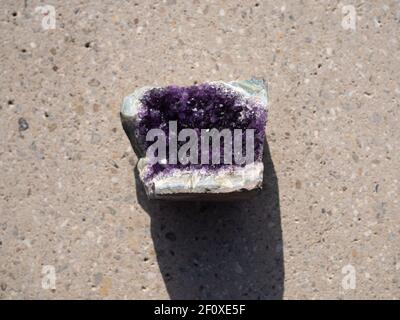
[137,83,267,179]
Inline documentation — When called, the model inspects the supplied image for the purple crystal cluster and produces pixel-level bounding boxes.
[138,83,267,178]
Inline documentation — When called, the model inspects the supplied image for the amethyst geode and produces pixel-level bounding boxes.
[121,79,268,200]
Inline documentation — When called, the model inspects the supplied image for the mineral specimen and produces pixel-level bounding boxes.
[120,79,268,200]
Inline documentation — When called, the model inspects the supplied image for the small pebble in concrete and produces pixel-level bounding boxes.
[18,117,29,131]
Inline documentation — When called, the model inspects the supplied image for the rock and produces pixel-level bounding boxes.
[120,79,268,200]
[18,117,29,131]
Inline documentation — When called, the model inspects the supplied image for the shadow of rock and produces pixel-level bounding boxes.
[135,140,284,299]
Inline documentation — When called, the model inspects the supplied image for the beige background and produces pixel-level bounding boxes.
[0,0,399,299]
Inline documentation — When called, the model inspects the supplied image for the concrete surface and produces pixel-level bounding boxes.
[0,0,399,299]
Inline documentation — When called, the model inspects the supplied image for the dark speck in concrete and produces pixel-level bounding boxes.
[89,79,100,87]
[18,118,29,131]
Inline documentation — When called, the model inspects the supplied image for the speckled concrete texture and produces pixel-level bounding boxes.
[1,0,399,299]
